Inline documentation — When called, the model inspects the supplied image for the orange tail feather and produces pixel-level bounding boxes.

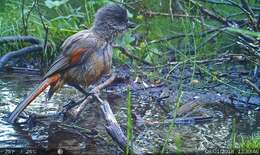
[7,74,60,123]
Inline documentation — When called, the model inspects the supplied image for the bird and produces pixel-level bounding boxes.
[7,4,135,123]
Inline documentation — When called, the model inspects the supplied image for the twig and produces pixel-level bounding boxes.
[109,0,136,10]
[113,45,153,66]
[243,79,260,95]
[169,0,174,21]
[144,11,198,18]
[4,66,41,75]
[0,45,43,69]
[22,0,37,35]
[155,116,214,125]
[165,63,182,80]
[35,0,48,67]
[226,0,257,30]
[148,27,224,44]
[35,0,48,53]
[187,0,231,26]
[145,56,232,70]
[196,30,222,50]
[197,0,260,12]
[21,0,27,35]
[240,0,256,17]
[240,0,258,31]
[148,33,185,44]
[111,0,196,19]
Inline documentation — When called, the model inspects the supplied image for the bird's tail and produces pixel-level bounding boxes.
[7,74,61,123]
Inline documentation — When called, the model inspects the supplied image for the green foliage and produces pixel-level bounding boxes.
[161,91,183,153]
[0,0,108,63]
[45,0,69,9]
[1,0,258,67]
[240,135,260,150]
[230,118,237,149]
[126,86,133,154]
[227,28,260,38]
[175,134,182,154]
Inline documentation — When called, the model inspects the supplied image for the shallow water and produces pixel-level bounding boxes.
[0,73,259,153]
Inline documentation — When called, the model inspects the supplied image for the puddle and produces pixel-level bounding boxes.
[0,72,259,154]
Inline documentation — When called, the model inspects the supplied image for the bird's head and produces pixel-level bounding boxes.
[93,4,135,39]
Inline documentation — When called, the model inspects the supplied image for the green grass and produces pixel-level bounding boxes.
[160,91,183,153]
[1,0,258,67]
[230,118,237,149]
[240,135,260,150]
[0,0,107,64]
[126,86,133,154]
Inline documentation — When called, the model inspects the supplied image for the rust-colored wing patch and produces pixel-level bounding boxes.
[44,48,88,78]
[70,48,88,64]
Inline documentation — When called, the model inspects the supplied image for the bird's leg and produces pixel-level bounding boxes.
[90,73,116,95]
[68,82,90,98]
[62,83,91,111]
[44,86,55,105]
[69,73,117,117]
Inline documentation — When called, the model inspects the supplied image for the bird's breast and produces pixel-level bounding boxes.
[64,43,112,86]
[84,43,112,85]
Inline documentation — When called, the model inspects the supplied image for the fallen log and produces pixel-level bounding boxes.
[0,36,43,70]
[0,44,43,69]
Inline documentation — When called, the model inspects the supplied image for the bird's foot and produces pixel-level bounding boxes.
[89,87,100,95]
[58,98,87,121]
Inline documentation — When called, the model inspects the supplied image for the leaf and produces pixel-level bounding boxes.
[44,0,69,9]
[127,10,133,18]
[226,27,260,38]
[144,53,154,64]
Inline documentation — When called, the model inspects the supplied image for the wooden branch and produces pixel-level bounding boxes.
[94,94,128,153]
[0,44,43,69]
[65,74,140,154]
[113,45,153,66]
[0,35,43,70]
[143,11,199,18]
[0,36,41,44]
[94,94,141,154]
[243,79,260,95]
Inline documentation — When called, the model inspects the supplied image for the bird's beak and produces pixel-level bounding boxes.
[127,21,136,28]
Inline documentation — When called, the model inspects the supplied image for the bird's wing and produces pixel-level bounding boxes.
[44,30,98,78]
